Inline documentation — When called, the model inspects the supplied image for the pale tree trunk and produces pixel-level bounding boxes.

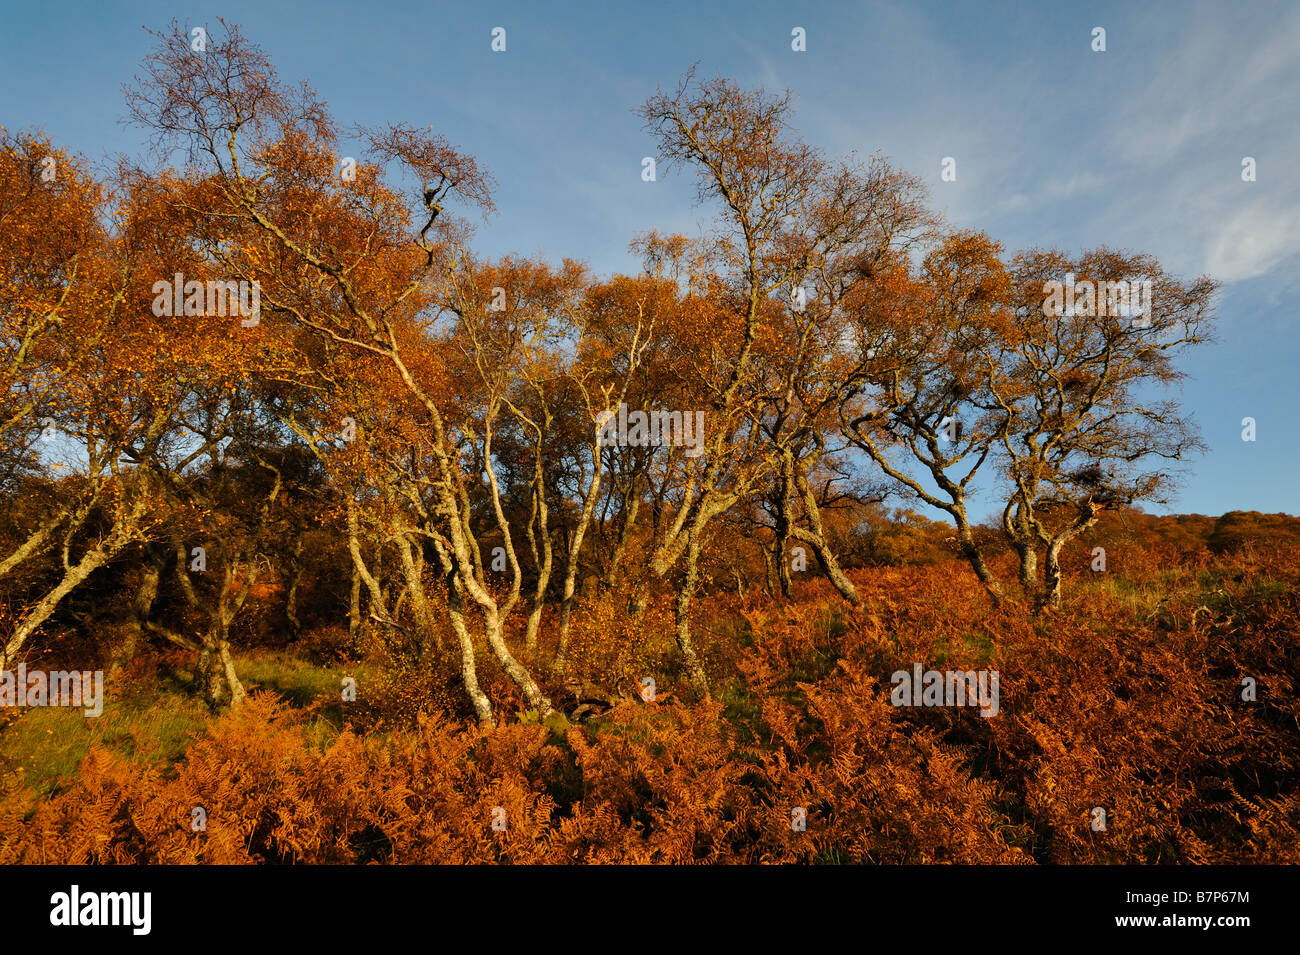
[189,462,280,710]
[348,554,362,644]
[197,561,251,710]
[552,444,603,674]
[1017,542,1038,593]
[346,497,392,634]
[432,540,493,726]
[285,537,304,640]
[196,638,220,707]
[111,559,161,676]
[0,494,147,670]
[1004,501,1039,597]
[523,457,553,651]
[472,417,553,717]
[776,529,794,598]
[450,599,492,726]
[219,638,246,705]
[1042,539,1067,610]
[1040,514,1099,610]
[604,488,640,590]
[395,532,442,653]
[954,510,1002,604]
[198,623,247,709]
[418,426,556,722]
[409,431,555,720]
[763,544,777,596]
[3,545,116,669]
[483,607,552,716]
[794,527,862,606]
[196,630,246,709]
[731,566,747,597]
[842,428,1002,605]
[0,505,74,581]
[408,461,551,722]
[643,443,752,700]
[794,466,862,606]
[672,530,711,699]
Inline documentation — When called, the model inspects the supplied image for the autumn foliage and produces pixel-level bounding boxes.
[2,533,1296,864]
[0,21,1291,865]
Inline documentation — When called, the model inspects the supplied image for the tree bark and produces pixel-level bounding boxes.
[0,495,145,669]
[672,531,711,699]
[794,466,862,606]
[523,456,553,652]
[553,443,604,673]
[433,541,493,726]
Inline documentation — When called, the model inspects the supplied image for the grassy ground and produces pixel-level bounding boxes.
[0,651,370,799]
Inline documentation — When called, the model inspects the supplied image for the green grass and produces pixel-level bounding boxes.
[1078,573,1171,618]
[237,650,380,719]
[0,680,209,798]
[0,650,369,799]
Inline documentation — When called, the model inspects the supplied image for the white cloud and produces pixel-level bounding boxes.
[1041,172,1105,200]
[1204,199,1300,282]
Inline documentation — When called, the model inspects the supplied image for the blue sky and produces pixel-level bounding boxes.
[2,0,1297,518]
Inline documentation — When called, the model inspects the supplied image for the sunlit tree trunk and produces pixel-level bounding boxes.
[523,452,552,652]
[0,491,147,669]
[553,446,602,673]
[432,540,493,726]
[672,530,711,699]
